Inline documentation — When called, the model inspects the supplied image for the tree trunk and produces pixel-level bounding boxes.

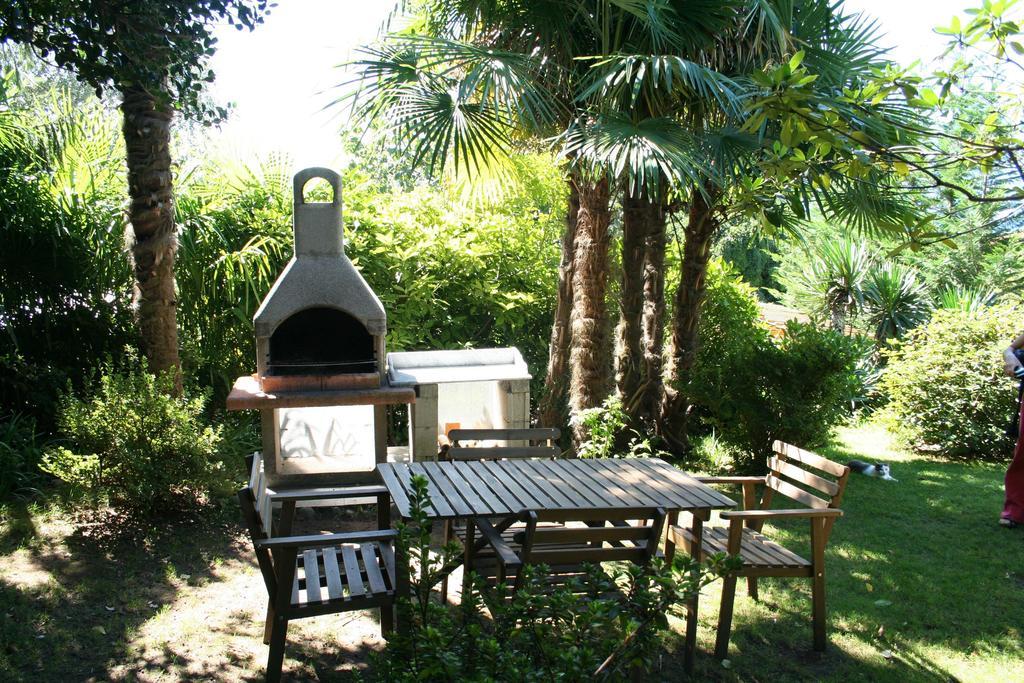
[660,185,720,450]
[121,86,182,393]
[638,199,667,423]
[617,189,666,426]
[538,179,580,430]
[569,175,612,446]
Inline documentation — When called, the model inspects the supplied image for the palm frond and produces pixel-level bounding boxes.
[579,53,743,114]
[559,113,706,195]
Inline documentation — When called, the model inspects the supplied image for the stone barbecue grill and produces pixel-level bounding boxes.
[226,168,414,487]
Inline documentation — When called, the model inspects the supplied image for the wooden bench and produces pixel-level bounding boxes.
[668,441,851,658]
[438,427,561,598]
[473,507,667,595]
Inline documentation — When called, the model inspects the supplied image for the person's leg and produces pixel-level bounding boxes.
[1002,401,1024,525]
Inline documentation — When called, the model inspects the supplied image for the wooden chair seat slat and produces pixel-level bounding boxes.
[302,549,322,604]
[673,526,810,568]
[322,548,344,601]
[362,543,389,594]
[378,541,398,589]
[341,545,365,598]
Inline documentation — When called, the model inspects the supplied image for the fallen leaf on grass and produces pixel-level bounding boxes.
[874,599,892,607]
[721,659,732,669]
[92,626,106,636]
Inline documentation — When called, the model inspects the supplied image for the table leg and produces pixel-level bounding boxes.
[664,510,679,565]
[684,510,705,675]
[462,520,475,597]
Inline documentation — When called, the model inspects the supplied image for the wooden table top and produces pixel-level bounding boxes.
[376,458,735,520]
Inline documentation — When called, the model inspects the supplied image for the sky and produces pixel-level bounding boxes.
[206,0,970,173]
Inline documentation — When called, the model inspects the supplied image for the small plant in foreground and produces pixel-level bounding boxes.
[41,351,224,516]
[375,475,734,682]
[576,396,666,459]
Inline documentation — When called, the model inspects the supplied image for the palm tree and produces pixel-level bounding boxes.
[785,237,873,332]
[657,0,920,449]
[863,262,929,343]
[343,1,733,444]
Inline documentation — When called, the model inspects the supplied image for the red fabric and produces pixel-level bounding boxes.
[1004,399,1024,524]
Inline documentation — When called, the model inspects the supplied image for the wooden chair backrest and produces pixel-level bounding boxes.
[761,441,851,542]
[518,507,667,568]
[446,427,561,461]
[238,485,279,598]
[245,452,274,535]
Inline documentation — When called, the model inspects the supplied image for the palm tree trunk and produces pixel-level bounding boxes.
[569,175,612,446]
[538,179,580,429]
[617,189,646,408]
[121,85,182,394]
[617,189,666,425]
[639,199,667,423]
[660,185,720,450]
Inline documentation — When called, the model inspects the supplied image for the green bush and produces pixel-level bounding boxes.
[41,355,224,515]
[0,412,45,500]
[375,475,733,682]
[878,304,1021,459]
[688,261,863,469]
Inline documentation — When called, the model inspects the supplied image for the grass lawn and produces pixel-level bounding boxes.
[676,424,1024,682]
[1,424,1022,681]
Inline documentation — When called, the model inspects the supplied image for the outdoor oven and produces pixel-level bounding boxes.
[226,168,414,487]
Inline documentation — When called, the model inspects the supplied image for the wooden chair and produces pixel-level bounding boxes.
[668,441,851,659]
[438,427,561,598]
[471,507,668,595]
[238,483,401,683]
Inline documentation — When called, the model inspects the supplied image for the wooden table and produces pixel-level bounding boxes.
[377,457,734,671]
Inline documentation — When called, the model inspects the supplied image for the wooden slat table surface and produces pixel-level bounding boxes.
[377,458,735,519]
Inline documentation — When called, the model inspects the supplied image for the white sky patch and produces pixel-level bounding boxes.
[205,0,974,171]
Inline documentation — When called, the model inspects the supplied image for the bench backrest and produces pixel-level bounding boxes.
[518,507,667,569]
[446,427,561,461]
[761,441,851,542]
[238,484,278,598]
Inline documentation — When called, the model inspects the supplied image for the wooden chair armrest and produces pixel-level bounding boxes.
[695,476,765,485]
[720,508,843,521]
[267,484,390,503]
[257,529,398,550]
[474,519,522,569]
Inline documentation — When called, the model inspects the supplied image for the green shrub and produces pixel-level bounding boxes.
[0,412,45,500]
[878,304,1021,459]
[688,261,863,470]
[41,354,224,515]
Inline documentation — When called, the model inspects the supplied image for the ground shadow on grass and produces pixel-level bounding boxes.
[0,500,392,682]
[0,501,247,681]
